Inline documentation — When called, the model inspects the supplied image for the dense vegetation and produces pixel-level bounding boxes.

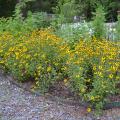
[0,0,120,115]
[0,0,120,21]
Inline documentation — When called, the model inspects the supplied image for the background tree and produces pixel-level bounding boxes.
[0,0,120,22]
[0,0,16,17]
[75,0,120,21]
[54,0,77,23]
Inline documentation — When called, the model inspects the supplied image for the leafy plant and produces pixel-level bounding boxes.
[116,13,120,40]
[67,39,120,112]
[52,0,77,29]
[92,5,106,39]
[0,28,120,113]
[0,29,68,93]
[0,0,50,34]
[55,22,93,44]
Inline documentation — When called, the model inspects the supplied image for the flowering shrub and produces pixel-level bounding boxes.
[67,39,120,111]
[0,30,120,111]
[0,29,69,92]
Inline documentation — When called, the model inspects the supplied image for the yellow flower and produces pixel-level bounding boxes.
[9,47,14,52]
[22,46,27,52]
[111,66,117,71]
[90,96,95,101]
[61,67,66,71]
[98,66,103,70]
[15,52,19,60]
[108,56,113,60]
[34,73,37,77]
[47,66,52,72]
[101,57,105,63]
[37,65,42,70]
[81,88,86,93]
[109,74,113,79]
[93,65,96,70]
[76,75,80,78]
[115,63,119,67]
[41,54,46,59]
[0,60,4,64]
[54,62,59,66]
[79,67,83,70]
[0,50,3,53]
[64,78,69,86]
[64,78,68,83]
[98,72,103,77]
[87,107,92,112]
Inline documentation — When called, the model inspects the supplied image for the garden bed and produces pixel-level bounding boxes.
[0,30,120,113]
[6,71,120,110]
[1,71,120,120]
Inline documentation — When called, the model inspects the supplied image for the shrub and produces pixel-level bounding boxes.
[0,28,119,112]
[92,5,106,39]
[0,0,50,34]
[0,11,50,35]
[116,14,120,40]
[67,39,120,111]
[54,0,77,23]
[0,29,68,93]
[55,22,93,45]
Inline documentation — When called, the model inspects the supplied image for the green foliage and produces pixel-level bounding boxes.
[13,0,36,19]
[0,0,50,34]
[116,14,120,40]
[50,14,65,30]
[0,0,120,22]
[76,0,120,21]
[55,22,92,44]
[0,30,68,93]
[51,0,77,31]
[72,22,92,41]
[0,24,120,114]
[24,11,50,29]
[0,0,120,114]
[60,1,77,22]
[76,0,98,20]
[68,40,120,112]
[0,12,48,34]
[92,5,106,39]
[54,0,77,23]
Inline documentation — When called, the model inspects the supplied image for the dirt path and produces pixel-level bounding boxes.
[0,71,120,120]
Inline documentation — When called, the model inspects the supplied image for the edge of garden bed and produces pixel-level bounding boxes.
[6,75,120,110]
[1,69,120,110]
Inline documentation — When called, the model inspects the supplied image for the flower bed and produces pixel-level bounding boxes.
[0,30,120,112]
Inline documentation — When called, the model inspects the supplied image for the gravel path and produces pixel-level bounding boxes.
[0,71,120,120]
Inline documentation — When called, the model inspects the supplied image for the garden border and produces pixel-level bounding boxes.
[4,72,120,110]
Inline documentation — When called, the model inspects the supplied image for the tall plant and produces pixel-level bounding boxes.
[14,0,36,19]
[54,0,77,23]
[116,13,120,40]
[92,5,106,39]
